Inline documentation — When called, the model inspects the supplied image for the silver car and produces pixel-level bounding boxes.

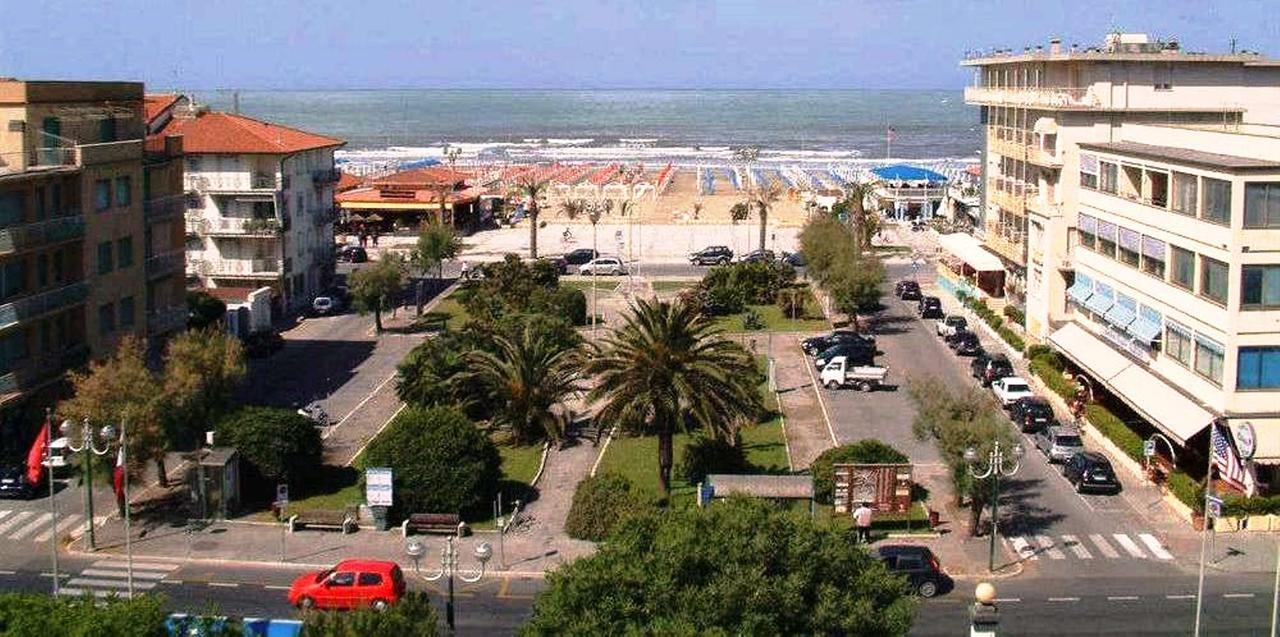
[1035,426,1085,463]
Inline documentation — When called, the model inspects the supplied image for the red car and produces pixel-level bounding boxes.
[288,559,406,611]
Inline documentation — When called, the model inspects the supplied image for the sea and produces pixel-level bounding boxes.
[198,89,981,172]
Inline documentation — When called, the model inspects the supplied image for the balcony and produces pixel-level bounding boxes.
[0,343,90,401]
[1027,145,1063,168]
[189,257,281,279]
[143,193,192,224]
[187,172,281,194]
[983,221,1025,266]
[0,147,80,176]
[988,186,1037,216]
[186,217,282,237]
[146,305,188,336]
[987,127,1062,168]
[0,215,85,256]
[145,249,186,280]
[312,168,341,186]
[0,281,90,332]
[965,86,1100,110]
[1025,196,1062,218]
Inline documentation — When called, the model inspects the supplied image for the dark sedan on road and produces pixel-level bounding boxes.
[562,248,598,266]
[337,246,368,263]
[1062,451,1121,494]
[738,249,776,264]
[917,296,943,319]
[689,246,733,266]
[970,352,1014,386]
[0,467,36,499]
[873,545,949,598]
[948,331,983,356]
[802,331,877,356]
[779,251,806,267]
[1010,397,1056,433]
[894,279,920,298]
[898,281,922,301]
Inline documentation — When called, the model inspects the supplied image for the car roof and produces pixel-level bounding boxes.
[1079,451,1109,464]
[334,559,398,572]
[1049,425,1082,436]
[875,544,933,557]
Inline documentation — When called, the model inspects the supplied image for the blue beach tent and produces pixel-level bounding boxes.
[871,164,948,184]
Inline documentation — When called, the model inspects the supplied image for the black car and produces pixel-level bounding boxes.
[970,352,1014,386]
[801,330,877,356]
[948,331,983,356]
[689,246,733,266]
[899,282,922,301]
[814,342,875,368]
[337,246,368,263]
[779,251,806,267]
[0,467,36,500]
[873,545,948,598]
[739,249,776,264]
[563,248,599,266]
[894,280,920,297]
[538,255,569,274]
[1010,397,1056,433]
[1062,451,1121,494]
[917,296,943,319]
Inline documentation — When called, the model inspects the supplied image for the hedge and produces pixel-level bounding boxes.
[1223,493,1280,517]
[1029,358,1076,400]
[960,297,1023,354]
[564,474,647,541]
[1167,470,1204,513]
[1002,305,1025,327]
[1083,404,1145,463]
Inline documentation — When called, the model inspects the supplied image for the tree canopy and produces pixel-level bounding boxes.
[349,255,406,332]
[523,498,917,636]
[214,406,322,495]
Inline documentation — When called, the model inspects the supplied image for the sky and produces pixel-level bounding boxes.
[1,0,1275,90]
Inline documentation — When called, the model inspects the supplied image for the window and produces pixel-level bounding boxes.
[94,180,111,211]
[1100,162,1119,194]
[1200,257,1228,304]
[1080,155,1099,190]
[119,296,135,329]
[97,241,114,274]
[116,236,134,269]
[1141,236,1166,278]
[1147,170,1169,208]
[0,331,27,370]
[329,572,355,587]
[357,573,383,586]
[114,176,131,207]
[1,261,25,300]
[1203,178,1232,225]
[1238,347,1280,390]
[1171,173,1198,216]
[1245,182,1280,228]
[1079,227,1096,250]
[0,192,23,226]
[1194,336,1224,385]
[36,254,48,287]
[1171,247,1195,289]
[99,117,117,143]
[1242,265,1280,310]
[34,186,45,220]
[1118,228,1141,267]
[52,250,65,282]
[98,303,115,336]
[1096,222,1117,259]
[1155,64,1173,90]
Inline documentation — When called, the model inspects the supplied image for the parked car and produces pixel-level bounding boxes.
[970,352,1014,386]
[948,331,983,356]
[819,356,889,392]
[917,296,943,319]
[814,342,876,369]
[310,294,344,317]
[1009,397,1056,433]
[991,376,1035,407]
[562,248,599,266]
[1035,426,1086,464]
[338,246,368,263]
[779,251,807,267]
[801,330,877,356]
[1062,451,1121,493]
[0,467,36,499]
[288,559,407,611]
[872,545,948,598]
[579,257,628,276]
[899,281,923,301]
[689,246,734,266]
[894,280,919,298]
[539,255,569,274]
[936,315,968,338]
[738,249,776,264]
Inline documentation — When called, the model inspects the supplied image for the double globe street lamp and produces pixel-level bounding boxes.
[406,537,492,632]
[60,417,135,596]
[965,440,1023,573]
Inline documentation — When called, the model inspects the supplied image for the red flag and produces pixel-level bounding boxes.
[25,422,49,485]
[112,447,125,504]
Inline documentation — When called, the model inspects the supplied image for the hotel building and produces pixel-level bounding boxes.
[962,34,1280,480]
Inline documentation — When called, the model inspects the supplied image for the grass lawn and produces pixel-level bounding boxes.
[712,298,830,333]
[559,279,618,294]
[429,296,471,331]
[498,442,545,486]
[650,280,696,293]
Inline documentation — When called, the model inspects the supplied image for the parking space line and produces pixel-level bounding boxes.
[1166,594,1196,600]
[1108,595,1140,601]
[1223,593,1256,599]
[208,582,240,588]
[1048,597,1079,602]
[801,345,839,446]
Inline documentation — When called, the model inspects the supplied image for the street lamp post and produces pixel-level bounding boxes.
[584,200,609,331]
[406,537,492,633]
[60,417,112,551]
[965,440,1023,573]
[43,409,59,595]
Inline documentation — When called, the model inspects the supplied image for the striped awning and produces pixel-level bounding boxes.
[1085,291,1115,315]
[1104,303,1137,328]
[1067,279,1093,305]
[1127,317,1163,344]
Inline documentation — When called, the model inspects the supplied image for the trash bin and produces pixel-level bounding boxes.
[371,506,390,532]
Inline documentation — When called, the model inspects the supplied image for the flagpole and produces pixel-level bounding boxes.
[122,424,133,598]
[44,409,58,596]
[1194,420,1217,637]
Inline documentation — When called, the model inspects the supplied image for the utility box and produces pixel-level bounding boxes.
[188,447,241,520]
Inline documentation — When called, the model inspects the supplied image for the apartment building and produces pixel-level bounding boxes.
[0,80,173,434]
[151,101,344,314]
[962,34,1280,480]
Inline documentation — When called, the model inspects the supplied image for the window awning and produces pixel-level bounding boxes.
[1126,317,1163,344]
[1085,292,1114,315]
[1067,279,1093,305]
[938,233,1004,272]
[1049,323,1214,446]
[1104,304,1137,328]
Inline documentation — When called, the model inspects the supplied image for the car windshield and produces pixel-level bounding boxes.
[1056,435,1083,447]
[314,569,333,583]
[1005,383,1029,393]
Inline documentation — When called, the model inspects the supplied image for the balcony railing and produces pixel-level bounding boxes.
[187,173,281,193]
[145,249,186,280]
[965,86,1099,109]
[0,215,85,255]
[189,258,281,278]
[0,343,90,399]
[983,228,1026,266]
[0,281,90,332]
[143,193,192,223]
[0,147,81,176]
[146,305,188,336]
[186,217,282,236]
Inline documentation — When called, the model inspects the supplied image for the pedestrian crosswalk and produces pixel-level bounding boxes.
[59,559,179,598]
[1006,532,1175,563]
[0,509,107,543]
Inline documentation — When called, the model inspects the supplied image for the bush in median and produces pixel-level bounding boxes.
[215,406,323,499]
[810,440,909,505]
[301,591,438,636]
[0,592,170,636]
[677,435,748,485]
[564,473,647,541]
[361,406,502,519]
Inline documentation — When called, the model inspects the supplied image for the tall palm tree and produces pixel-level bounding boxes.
[465,325,580,445]
[512,172,551,259]
[584,297,762,497]
[842,181,879,255]
[750,182,782,253]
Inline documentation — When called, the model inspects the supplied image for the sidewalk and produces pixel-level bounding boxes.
[768,333,836,470]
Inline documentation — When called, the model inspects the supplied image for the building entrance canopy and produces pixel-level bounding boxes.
[938,233,1004,272]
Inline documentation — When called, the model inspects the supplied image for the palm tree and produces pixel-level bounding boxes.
[558,198,585,219]
[512,172,551,259]
[464,325,580,445]
[842,181,879,255]
[750,183,782,253]
[584,297,762,497]
[430,182,453,226]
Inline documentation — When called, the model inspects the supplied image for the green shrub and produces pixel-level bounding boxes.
[702,283,747,316]
[678,436,748,484]
[700,261,794,306]
[995,326,1024,352]
[1029,358,1076,399]
[1167,470,1204,513]
[302,591,438,636]
[742,308,765,330]
[955,291,971,305]
[550,287,588,326]
[565,474,647,541]
[1084,404,1145,462]
[0,593,171,636]
[775,285,809,319]
[362,406,502,519]
[1223,494,1280,517]
[810,440,909,505]
[1025,344,1053,361]
[214,407,322,497]
[1003,305,1025,326]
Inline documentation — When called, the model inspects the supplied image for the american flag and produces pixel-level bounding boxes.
[887,126,897,143]
[1211,420,1249,492]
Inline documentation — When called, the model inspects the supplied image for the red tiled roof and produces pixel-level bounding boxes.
[144,93,182,124]
[336,171,363,192]
[158,110,344,155]
[372,167,469,188]
[336,185,483,206]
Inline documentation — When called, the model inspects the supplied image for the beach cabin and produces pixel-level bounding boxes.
[335,166,483,233]
[870,164,949,221]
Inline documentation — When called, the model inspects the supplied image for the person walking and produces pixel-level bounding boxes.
[853,502,874,545]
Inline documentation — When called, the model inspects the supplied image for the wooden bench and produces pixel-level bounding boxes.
[400,513,467,537]
[288,507,357,534]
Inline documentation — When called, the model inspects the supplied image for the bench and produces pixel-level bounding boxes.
[288,507,357,534]
[400,513,468,538]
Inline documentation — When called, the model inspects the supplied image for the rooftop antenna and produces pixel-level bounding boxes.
[1230,38,1238,54]
[232,91,240,115]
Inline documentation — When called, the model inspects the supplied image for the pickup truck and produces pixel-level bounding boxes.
[991,376,1035,407]
[936,315,968,338]
[819,356,888,391]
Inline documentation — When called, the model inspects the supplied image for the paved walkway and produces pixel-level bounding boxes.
[768,333,835,470]
[507,436,599,571]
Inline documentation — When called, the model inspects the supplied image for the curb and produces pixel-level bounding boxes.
[530,441,552,486]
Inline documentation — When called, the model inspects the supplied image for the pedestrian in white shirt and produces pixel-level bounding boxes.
[853,502,873,544]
